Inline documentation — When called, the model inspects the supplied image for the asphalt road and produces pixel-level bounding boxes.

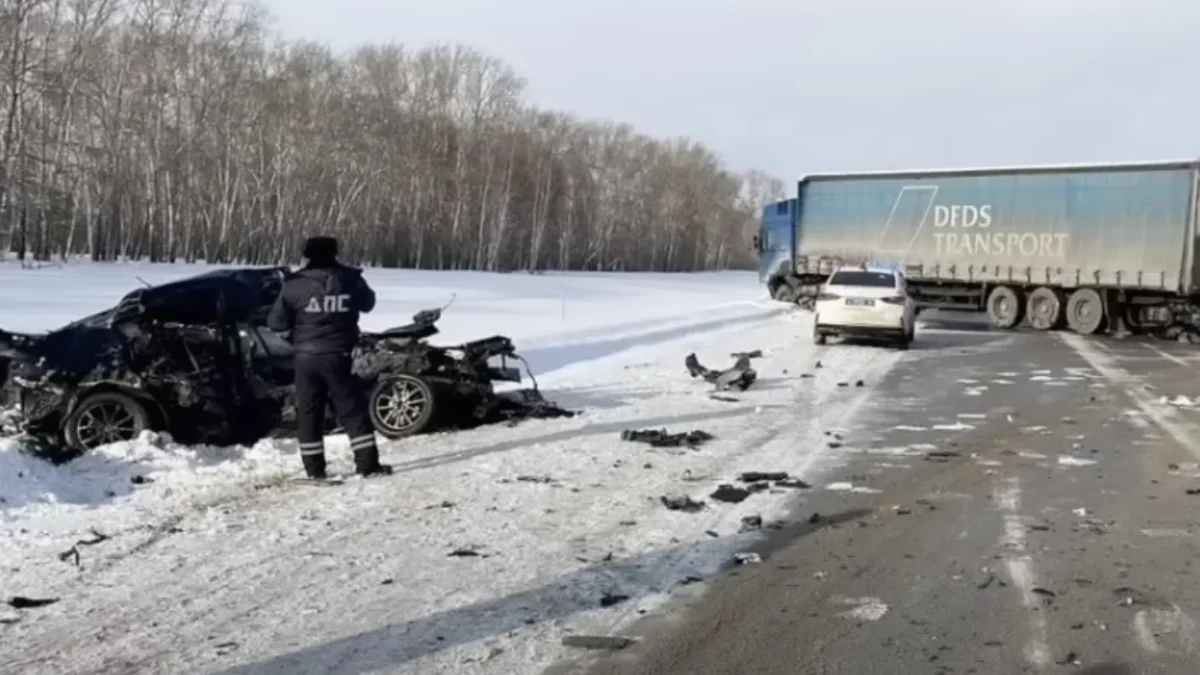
[571,317,1200,675]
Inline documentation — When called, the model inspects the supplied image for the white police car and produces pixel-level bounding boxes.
[813,265,916,349]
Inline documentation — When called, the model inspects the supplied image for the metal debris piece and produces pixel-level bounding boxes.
[710,484,752,503]
[739,515,763,532]
[622,428,714,448]
[7,596,59,609]
[660,495,706,512]
[56,528,110,567]
[739,471,788,482]
[599,592,630,607]
[684,351,759,391]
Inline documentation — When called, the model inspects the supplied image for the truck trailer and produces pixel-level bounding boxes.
[755,159,1200,338]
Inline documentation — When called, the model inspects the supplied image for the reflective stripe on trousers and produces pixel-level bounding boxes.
[349,434,376,451]
[299,441,325,457]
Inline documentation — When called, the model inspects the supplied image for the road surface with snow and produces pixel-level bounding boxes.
[577,319,1200,675]
[3,262,1200,675]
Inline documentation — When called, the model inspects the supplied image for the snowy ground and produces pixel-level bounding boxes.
[0,262,904,675]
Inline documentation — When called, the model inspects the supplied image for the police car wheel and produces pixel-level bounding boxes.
[369,374,436,438]
[63,391,151,452]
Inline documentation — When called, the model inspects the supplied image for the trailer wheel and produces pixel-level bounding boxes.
[1026,287,1064,331]
[985,286,1023,329]
[1065,288,1105,335]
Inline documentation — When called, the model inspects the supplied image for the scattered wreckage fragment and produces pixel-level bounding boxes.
[621,428,714,448]
[0,267,574,459]
[684,350,761,391]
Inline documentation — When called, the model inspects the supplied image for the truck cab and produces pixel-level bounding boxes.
[755,199,796,293]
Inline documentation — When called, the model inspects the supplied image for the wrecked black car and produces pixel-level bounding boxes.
[0,267,571,457]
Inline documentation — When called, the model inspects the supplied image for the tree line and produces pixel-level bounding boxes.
[0,0,785,272]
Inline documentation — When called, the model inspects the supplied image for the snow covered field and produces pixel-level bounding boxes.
[0,262,904,675]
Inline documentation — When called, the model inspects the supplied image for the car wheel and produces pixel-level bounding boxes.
[369,374,437,438]
[813,324,827,345]
[63,391,151,452]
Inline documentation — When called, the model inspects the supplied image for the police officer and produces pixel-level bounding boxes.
[267,235,392,479]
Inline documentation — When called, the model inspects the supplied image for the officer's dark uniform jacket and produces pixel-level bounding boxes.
[266,261,385,478]
[266,264,376,353]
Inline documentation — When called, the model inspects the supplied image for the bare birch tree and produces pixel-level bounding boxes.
[0,0,781,271]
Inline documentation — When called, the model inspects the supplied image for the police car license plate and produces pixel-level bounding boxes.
[845,298,875,307]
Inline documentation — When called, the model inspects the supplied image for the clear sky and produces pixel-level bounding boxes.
[263,0,1200,181]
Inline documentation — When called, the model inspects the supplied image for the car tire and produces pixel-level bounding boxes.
[813,324,827,345]
[368,374,437,439]
[62,391,151,452]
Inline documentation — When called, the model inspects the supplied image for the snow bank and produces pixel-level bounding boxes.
[0,432,296,521]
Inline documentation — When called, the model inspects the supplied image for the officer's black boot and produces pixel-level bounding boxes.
[302,454,328,480]
[299,439,328,479]
[352,442,392,477]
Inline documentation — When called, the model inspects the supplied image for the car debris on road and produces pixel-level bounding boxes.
[660,494,706,512]
[684,350,761,391]
[622,428,715,448]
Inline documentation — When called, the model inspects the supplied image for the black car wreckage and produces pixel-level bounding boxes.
[0,267,573,459]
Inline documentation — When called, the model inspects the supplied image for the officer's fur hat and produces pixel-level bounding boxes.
[302,236,338,262]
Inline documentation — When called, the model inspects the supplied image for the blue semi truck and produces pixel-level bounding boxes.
[754,159,1200,338]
